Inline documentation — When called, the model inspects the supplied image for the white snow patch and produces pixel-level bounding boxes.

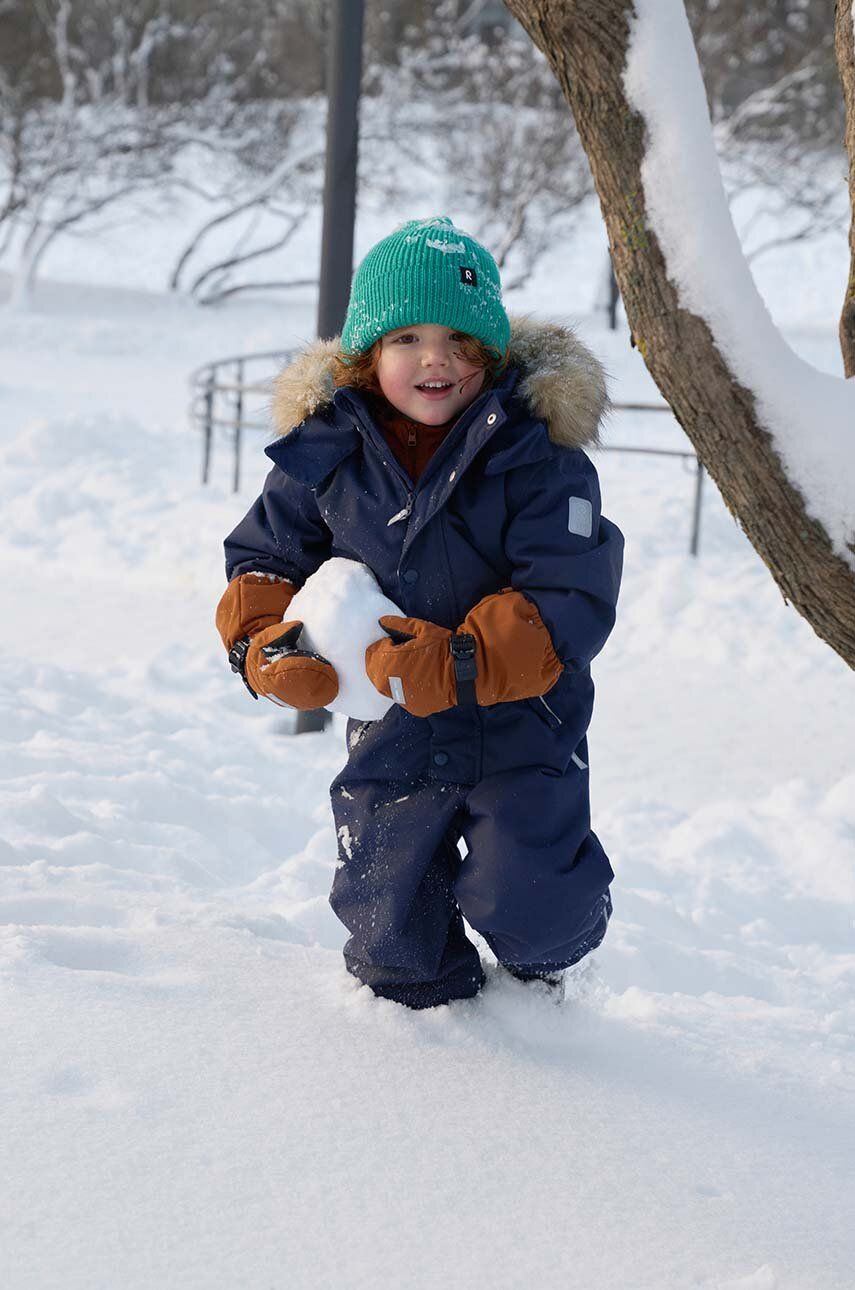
[285,557,401,720]
[337,824,354,860]
[425,237,467,254]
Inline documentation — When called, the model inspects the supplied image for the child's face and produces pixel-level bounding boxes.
[375,324,486,425]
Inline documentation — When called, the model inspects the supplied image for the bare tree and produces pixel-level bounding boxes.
[0,0,187,306]
[368,0,592,290]
[505,0,855,670]
[714,39,848,267]
[165,102,324,305]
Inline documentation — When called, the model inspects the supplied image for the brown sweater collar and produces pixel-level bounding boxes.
[367,391,456,439]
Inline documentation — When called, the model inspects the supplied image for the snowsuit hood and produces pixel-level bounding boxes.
[271,314,609,449]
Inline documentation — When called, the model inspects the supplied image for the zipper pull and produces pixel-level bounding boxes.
[407,429,417,447]
[387,493,414,526]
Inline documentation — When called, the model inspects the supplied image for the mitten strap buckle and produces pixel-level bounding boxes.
[228,636,259,700]
[450,632,477,706]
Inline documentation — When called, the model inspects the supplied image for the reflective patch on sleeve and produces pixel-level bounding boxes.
[389,676,405,704]
[568,495,593,538]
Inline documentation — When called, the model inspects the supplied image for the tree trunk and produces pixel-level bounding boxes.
[837,0,855,377]
[506,0,855,670]
[6,219,51,311]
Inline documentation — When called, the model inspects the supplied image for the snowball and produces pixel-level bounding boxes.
[285,558,402,720]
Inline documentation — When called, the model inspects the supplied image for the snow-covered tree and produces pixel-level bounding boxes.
[505,0,855,669]
[0,0,187,305]
[165,99,323,306]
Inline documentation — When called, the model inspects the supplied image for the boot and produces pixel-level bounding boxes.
[498,961,566,1000]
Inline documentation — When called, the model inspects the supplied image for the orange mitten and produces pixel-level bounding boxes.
[461,588,563,705]
[215,572,298,651]
[365,616,456,718]
[245,621,339,710]
[365,592,562,718]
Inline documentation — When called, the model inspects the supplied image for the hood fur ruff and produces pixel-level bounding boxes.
[271,314,609,450]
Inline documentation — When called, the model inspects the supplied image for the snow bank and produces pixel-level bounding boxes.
[625,1,855,570]
[2,642,855,1288]
[287,557,399,720]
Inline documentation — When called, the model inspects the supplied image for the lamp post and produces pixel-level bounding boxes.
[298,0,365,737]
[316,0,365,342]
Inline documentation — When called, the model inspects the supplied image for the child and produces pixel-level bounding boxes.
[216,216,624,1009]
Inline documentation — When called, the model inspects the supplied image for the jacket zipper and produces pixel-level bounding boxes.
[387,494,414,527]
[353,420,414,527]
[358,390,494,528]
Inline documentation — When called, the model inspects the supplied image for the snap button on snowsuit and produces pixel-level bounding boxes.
[222,317,624,1009]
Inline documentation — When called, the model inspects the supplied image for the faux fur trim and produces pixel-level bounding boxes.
[271,314,608,449]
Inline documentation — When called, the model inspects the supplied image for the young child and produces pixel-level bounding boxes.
[216,216,624,1009]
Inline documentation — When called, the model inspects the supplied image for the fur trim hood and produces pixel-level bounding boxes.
[272,315,609,450]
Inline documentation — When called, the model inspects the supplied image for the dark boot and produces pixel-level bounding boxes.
[498,961,566,1000]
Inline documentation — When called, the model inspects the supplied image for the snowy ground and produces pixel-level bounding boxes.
[2,191,854,1289]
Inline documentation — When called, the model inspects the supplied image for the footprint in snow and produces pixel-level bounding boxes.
[33,929,141,976]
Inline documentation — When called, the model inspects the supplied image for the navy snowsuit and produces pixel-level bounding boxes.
[223,318,624,1008]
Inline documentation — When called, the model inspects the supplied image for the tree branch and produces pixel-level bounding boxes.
[197,277,317,307]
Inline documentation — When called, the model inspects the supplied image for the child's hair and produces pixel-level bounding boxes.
[331,332,509,400]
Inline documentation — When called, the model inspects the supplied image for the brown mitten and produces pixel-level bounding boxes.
[460,588,563,705]
[215,572,298,652]
[245,621,339,710]
[365,616,456,718]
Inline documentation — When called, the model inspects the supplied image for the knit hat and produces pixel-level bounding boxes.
[340,216,511,356]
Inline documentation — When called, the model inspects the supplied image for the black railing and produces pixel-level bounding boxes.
[190,350,296,494]
[191,357,705,554]
[597,407,706,557]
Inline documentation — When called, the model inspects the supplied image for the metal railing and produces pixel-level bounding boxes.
[191,357,706,554]
[190,349,296,494]
[598,405,706,556]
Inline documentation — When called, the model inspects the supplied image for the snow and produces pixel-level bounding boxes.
[337,823,354,860]
[286,557,399,720]
[425,236,467,253]
[624,0,855,570]
[2,177,855,1284]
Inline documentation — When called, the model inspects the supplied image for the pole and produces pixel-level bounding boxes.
[232,358,244,495]
[316,0,365,342]
[607,255,620,331]
[690,458,704,557]
[201,371,214,485]
[300,0,365,735]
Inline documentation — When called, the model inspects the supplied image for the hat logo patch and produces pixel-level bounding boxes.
[459,266,478,286]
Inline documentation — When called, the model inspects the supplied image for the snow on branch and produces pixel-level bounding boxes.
[625,0,855,569]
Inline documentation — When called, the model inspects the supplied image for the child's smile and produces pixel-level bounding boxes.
[376,323,486,424]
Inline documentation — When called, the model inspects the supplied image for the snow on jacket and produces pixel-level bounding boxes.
[224,314,625,785]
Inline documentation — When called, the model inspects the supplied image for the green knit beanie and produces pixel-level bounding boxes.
[340,216,511,356]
